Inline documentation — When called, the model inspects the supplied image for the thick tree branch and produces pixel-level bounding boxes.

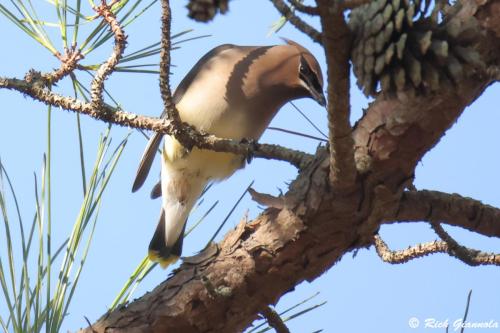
[389,190,500,238]
[316,0,357,192]
[269,0,323,44]
[90,0,127,108]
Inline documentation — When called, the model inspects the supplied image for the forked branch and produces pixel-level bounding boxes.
[431,222,500,266]
[90,0,127,108]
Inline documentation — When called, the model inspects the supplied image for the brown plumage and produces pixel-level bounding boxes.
[133,40,325,268]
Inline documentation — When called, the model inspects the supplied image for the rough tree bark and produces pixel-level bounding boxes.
[71,0,500,332]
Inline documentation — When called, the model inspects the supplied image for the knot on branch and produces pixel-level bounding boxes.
[55,46,84,66]
[24,70,51,89]
[24,69,44,84]
[46,46,84,84]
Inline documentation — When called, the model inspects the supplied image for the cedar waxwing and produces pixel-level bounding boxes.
[133,39,325,268]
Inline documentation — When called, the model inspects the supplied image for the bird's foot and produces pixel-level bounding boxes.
[240,138,258,163]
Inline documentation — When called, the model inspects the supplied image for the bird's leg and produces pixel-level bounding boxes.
[240,138,259,163]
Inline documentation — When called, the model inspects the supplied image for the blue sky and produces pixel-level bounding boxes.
[1,0,500,332]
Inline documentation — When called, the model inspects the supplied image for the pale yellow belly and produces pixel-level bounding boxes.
[162,135,243,181]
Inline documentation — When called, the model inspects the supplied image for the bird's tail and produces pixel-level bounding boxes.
[148,209,186,268]
[148,161,206,268]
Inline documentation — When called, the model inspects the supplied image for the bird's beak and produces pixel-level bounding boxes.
[311,89,326,107]
[299,71,326,107]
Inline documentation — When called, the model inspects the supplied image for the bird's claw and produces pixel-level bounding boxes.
[241,138,258,164]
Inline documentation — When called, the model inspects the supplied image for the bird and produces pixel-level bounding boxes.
[132,39,325,268]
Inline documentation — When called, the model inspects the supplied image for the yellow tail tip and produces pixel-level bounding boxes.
[148,250,179,269]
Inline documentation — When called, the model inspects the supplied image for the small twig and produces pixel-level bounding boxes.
[158,0,208,155]
[90,0,127,108]
[270,0,322,44]
[261,306,291,333]
[374,228,500,266]
[431,222,500,266]
[373,234,448,264]
[316,0,357,192]
[42,46,84,84]
[288,0,319,15]
[159,0,182,125]
[254,142,314,169]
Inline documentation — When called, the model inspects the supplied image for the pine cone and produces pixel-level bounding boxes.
[349,0,484,97]
[187,0,229,22]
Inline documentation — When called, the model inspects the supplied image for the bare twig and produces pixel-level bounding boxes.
[373,234,448,264]
[431,222,500,266]
[316,0,357,192]
[261,306,291,333]
[374,229,500,266]
[288,0,319,15]
[90,0,127,108]
[391,190,500,238]
[270,0,322,44]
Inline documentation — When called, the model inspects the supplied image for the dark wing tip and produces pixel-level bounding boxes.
[131,178,143,193]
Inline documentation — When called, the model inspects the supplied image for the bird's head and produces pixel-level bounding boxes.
[282,38,326,107]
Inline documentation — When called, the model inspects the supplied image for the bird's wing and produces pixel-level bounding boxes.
[131,44,237,192]
[132,132,163,192]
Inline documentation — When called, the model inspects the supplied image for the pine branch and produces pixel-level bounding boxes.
[391,190,500,238]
